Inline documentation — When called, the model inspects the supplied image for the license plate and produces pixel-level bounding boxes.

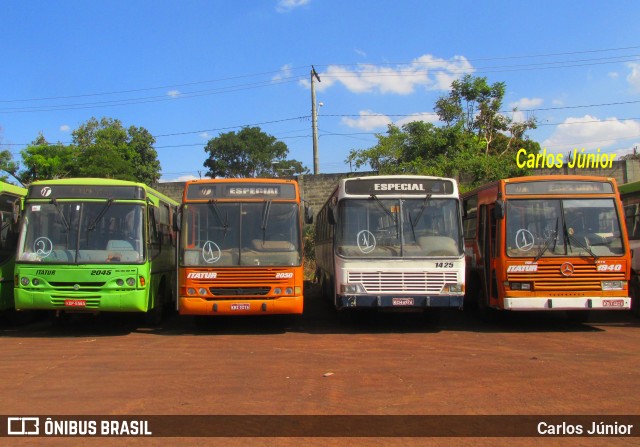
[64,299,86,307]
[230,303,250,311]
[392,298,414,306]
[602,299,625,307]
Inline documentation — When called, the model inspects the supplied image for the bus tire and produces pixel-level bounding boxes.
[144,286,165,326]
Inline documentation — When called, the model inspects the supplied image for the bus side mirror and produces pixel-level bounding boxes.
[305,205,314,224]
[495,200,505,219]
[328,207,336,225]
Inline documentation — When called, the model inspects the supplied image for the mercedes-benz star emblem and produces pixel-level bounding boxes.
[560,262,574,277]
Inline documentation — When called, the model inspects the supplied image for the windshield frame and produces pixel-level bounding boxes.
[17,200,146,265]
[505,197,625,259]
[180,201,302,267]
[334,197,463,259]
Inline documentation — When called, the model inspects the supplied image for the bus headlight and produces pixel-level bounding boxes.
[126,278,136,287]
[445,283,464,293]
[602,280,624,290]
[198,288,208,296]
[187,288,197,296]
[116,279,125,287]
[285,287,293,295]
[32,278,40,286]
[20,277,30,286]
[510,282,532,291]
[273,288,282,295]
[341,283,365,294]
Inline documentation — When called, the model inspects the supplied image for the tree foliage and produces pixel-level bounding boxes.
[6,117,162,185]
[348,75,541,190]
[203,126,308,178]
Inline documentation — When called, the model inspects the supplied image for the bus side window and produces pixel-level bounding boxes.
[148,207,161,258]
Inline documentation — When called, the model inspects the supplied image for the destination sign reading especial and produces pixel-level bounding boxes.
[344,178,455,195]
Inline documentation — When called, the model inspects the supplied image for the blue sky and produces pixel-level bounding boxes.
[2,0,640,182]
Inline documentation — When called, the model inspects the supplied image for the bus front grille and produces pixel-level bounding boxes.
[209,287,271,296]
[507,262,625,291]
[348,271,458,294]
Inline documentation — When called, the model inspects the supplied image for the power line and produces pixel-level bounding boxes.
[2,44,639,112]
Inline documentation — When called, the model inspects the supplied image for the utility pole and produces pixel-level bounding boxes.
[311,66,321,175]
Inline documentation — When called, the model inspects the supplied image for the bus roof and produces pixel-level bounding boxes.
[26,178,178,206]
[183,178,299,201]
[618,180,640,196]
[0,180,27,197]
[462,174,618,197]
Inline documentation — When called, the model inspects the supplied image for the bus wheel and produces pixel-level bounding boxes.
[565,310,590,323]
[144,290,165,327]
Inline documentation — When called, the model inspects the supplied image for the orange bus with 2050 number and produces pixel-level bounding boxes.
[176,178,312,316]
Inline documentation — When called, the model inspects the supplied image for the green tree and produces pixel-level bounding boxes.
[435,74,537,156]
[72,117,161,184]
[0,150,21,184]
[0,127,21,184]
[347,75,541,190]
[203,126,308,178]
[19,132,76,183]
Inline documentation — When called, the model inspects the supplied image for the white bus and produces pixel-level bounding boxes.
[315,175,465,315]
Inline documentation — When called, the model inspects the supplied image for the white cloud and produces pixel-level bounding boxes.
[354,48,367,58]
[167,90,181,98]
[300,54,474,95]
[509,97,543,123]
[160,174,200,183]
[272,64,293,82]
[552,98,564,106]
[200,132,212,140]
[342,110,392,131]
[608,71,619,79]
[59,124,70,132]
[542,115,640,151]
[613,142,640,158]
[627,62,640,92]
[396,112,440,127]
[341,110,440,131]
[276,0,310,12]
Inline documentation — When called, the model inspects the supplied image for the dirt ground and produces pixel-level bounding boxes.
[1,283,639,447]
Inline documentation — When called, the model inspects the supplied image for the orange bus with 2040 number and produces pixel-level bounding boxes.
[176,178,312,316]
[461,175,631,320]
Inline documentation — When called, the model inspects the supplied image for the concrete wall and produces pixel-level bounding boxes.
[155,159,640,215]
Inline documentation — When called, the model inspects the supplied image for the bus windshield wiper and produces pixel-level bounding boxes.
[88,199,114,231]
[533,217,558,262]
[408,193,432,242]
[370,194,398,237]
[50,198,70,231]
[207,199,229,235]
[563,220,598,261]
[261,199,272,243]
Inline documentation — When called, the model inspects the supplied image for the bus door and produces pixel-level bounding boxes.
[479,204,498,308]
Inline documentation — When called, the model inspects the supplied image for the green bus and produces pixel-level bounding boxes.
[14,178,179,322]
[0,181,27,312]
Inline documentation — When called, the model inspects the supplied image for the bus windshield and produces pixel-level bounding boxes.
[18,201,145,264]
[506,198,624,258]
[335,198,462,258]
[181,201,301,267]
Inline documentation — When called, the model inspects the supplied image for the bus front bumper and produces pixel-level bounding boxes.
[337,294,463,310]
[503,297,631,311]
[15,290,148,312]
[179,296,304,316]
